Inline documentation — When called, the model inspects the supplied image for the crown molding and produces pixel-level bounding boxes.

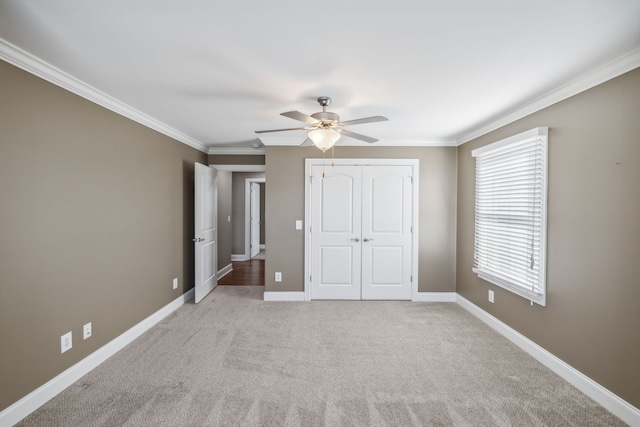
[258,136,456,147]
[6,35,637,152]
[0,38,209,153]
[457,47,640,145]
[207,147,265,155]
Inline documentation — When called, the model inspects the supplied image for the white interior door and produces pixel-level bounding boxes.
[361,166,413,300]
[310,165,362,300]
[309,163,413,300]
[250,182,261,259]
[194,163,217,303]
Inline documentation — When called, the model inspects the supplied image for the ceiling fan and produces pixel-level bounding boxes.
[255,97,388,152]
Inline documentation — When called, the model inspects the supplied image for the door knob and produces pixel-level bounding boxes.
[192,237,205,242]
[351,238,360,242]
[363,238,373,242]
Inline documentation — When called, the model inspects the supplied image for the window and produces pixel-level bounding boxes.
[472,127,548,306]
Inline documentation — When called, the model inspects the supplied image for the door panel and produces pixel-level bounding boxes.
[320,246,354,284]
[370,174,404,232]
[194,163,218,303]
[361,166,412,300]
[310,165,361,300]
[321,174,355,233]
[369,246,404,284]
[201,241,216,284]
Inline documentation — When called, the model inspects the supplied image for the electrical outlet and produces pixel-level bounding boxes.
[488,290,495,303]
[173,278,178,290]
[83,322,92,340]
[61,331,72,353]
[275,272,282,282]
[295,220,302,230]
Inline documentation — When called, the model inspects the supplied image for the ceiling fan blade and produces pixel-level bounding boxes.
[300,138,313,147]
[281,111,320,125]
[255,126,310,134]
[339,116,388,126]
[338,129,378,143]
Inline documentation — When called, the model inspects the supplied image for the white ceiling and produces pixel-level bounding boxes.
[1,1,639,153]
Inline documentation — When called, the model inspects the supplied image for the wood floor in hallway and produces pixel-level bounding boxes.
[218,259,264,286]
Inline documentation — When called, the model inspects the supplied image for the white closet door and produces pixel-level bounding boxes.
[361,166,413,300]
[309,164,414,300]
[310,165,362,300]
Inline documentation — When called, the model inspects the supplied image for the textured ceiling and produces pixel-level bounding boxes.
[1,0,639,153]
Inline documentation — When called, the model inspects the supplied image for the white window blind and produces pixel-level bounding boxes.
[472,127,548,306]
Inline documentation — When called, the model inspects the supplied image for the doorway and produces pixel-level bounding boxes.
[209,165,266,286]
[304,159,419,301]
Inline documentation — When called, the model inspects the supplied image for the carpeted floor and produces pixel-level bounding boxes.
[18,286,624,426]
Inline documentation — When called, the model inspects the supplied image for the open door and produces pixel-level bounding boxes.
[250,182,261,259]
[194,163,217,303]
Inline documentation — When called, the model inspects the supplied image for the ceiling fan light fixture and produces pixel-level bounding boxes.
[308,128,340,152]
[255,96,387,148]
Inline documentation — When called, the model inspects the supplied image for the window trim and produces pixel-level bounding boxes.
[471,127,548,306]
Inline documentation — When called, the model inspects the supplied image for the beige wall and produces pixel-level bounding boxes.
[0,61,207,411]
[216,170,233,270]
[264,146,458,293]
[456,68,640,407]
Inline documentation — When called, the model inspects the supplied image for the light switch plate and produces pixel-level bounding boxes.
[295,220,302,230]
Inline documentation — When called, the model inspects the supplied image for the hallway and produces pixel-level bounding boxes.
[218,259,264,286]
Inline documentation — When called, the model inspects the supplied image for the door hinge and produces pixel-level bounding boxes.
[410,175,414,184]
[309,275,312,282]
[410,275,413,283]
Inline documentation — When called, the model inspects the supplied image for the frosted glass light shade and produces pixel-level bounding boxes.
[308,128,340,152]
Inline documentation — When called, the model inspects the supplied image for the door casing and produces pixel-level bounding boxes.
[304,158,419,301]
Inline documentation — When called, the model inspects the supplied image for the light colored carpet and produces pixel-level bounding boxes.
[18,286,624,426]
[252,250,266,260]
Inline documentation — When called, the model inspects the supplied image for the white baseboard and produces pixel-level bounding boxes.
[456,295,640,426]
[231,254,247,262]
[412,292,456,302]
[260,244,265,250]
[0,288,195,427]
[217,263,233,280]
[263,291,305,301]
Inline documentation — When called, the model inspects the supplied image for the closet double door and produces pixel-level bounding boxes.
[309,164,414,300]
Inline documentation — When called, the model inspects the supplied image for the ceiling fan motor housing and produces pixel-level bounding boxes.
[311,111,339,127]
